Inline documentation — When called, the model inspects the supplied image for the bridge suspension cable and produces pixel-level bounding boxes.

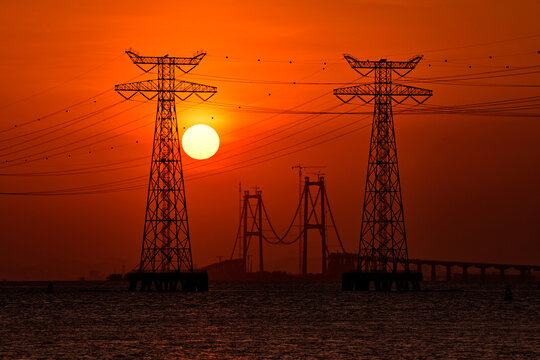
[230,175,347,274]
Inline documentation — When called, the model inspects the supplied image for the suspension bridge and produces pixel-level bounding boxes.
[228,174,346,276]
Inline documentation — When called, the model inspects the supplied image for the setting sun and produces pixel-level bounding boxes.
[181,124,220,160]
[1,1,539,359]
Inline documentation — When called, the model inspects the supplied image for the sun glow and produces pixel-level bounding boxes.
[181,124,220,160]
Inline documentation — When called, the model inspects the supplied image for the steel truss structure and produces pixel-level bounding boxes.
[115,50,216,291]
[335,55,432,290]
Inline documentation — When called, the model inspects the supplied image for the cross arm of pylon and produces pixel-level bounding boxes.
[125,50,206,73]
[343,54,423,77]
[333,83,432,104]
[343,55,377,76]
[115,80,217,101]
[389,84,432,103]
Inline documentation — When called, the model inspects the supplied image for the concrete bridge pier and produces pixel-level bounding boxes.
[498,267,505,281]
[461,266,469,281]
[480,266,486,282]
[519,268,531,281]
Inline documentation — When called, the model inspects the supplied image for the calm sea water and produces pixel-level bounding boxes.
[0,281,538,359]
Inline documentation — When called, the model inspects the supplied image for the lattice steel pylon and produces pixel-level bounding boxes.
[335,55,432,291]
[115,49,217,292]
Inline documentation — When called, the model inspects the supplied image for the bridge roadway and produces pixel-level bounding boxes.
[409,258,540,282]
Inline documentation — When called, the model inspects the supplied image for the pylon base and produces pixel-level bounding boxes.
[127,271,208,292]
[342,271,422,291]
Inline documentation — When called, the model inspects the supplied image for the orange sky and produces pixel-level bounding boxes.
[0,0,539,280]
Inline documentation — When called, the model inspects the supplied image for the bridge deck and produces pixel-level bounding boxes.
[409,259,540,271]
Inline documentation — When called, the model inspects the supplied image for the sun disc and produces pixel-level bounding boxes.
[181,124,220,160]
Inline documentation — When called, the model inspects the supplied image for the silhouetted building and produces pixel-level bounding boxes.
[203,259,245,281]
[327,253,356,279]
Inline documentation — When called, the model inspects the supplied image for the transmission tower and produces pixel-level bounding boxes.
[335,54,432,291]
[115,49,217,292]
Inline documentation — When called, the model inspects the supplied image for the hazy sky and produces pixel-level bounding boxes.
[0,0,538,280]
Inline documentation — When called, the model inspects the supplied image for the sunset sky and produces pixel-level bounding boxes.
[0,0,538,280]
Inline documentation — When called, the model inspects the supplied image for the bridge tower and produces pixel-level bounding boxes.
[291,165,326,274]
[115,49,217,291]
[335,54,432,291]
[302,175,327,275]
[240,189,264,272]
